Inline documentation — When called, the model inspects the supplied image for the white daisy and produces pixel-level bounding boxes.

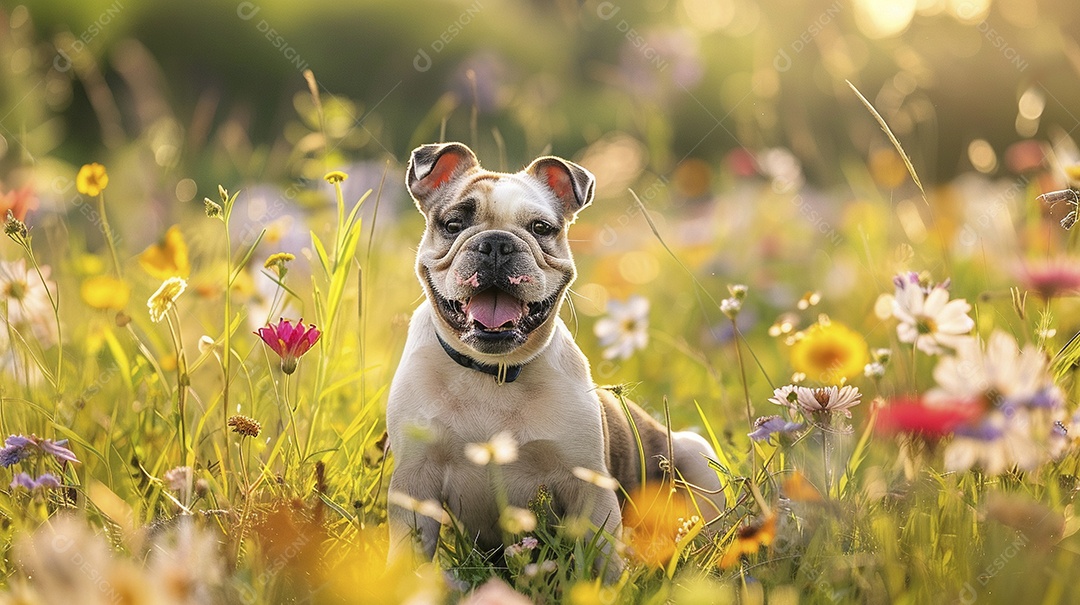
[889,272,974,355]
[930,331,1066,475]
[464,431,518,465]
[593,295,649,360]
[768,385,800,409]
[928,330,1063,410]
[943,409,1044,475]
[0,258,57,346]
[793,385,863,418]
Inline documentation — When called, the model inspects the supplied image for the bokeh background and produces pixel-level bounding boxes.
[4,2,1080,602]
[3,0,1080,412]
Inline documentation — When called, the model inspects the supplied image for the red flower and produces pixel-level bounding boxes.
[0,184,37,222]
[875,397,981,440]
[255,318,321,374]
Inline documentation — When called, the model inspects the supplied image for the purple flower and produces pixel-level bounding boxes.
[0,435,34,467]
[10,472,61,490]
[0,434,79,467]
[748,416,804,442]
[39,439,79,464]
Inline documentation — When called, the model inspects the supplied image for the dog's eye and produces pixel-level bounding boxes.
[444,218,463,234]
[530,220,555,236]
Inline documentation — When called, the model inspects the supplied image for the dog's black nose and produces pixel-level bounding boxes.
[475,233,517,264]
[477,236,515,257]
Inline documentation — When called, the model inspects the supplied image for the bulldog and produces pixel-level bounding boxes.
[386,142,725,577]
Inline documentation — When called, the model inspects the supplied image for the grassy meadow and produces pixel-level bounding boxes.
[3,1,1080,603]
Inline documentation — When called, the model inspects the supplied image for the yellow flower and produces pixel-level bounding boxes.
[622,483,692,569]
[263,252,295,278]
[81,275,131,310]
[139,225,191,279]
[789,321,869,383]
[323,170,348,184]
[1065,164,1080,184]
[76,163,109,196]
[147,277,187,323]
[719,514,776,569]
[568,581,619,605]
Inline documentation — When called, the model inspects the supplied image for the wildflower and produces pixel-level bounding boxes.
[80,275,131,310]
[255,317,321,374]
[781,471,822,502]
[571,466,620,491]
[719,297,742,319]
[147,277,187,323]
[748,415,804,442]
[768,385,799,410]
[203,197,223,219]
[927,331,1066,474]
[465,431,518,465]
[797,291,821,310]
[500,506,538,533]
[76,163,109,196]
[623,483,692,568]
[10,472,62,491]
[0,259,55,331]
[888,272,974,355]
[943,410,1045,475]
[0,184,37,222]
[138,225,191,279]
[4,210,28,241]
[0,434,79,467]
[324,170,348,184]
[728,284,748,300]
[594,295,649,360]
[162,466,193,493]
[264,252,295,279]
[227,414,261,438]
[505,536,539,558]
[929,331,1063,410]
[524,560,558,577]
[794,385,863,418]
[718,513,777,568]
[864,362,886,379]
[789,321,869,383]
[1016,258,1080,299]
[387,491,451,524]
[875,397,981,440]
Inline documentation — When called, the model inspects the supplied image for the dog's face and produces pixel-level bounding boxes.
[406,142,595,365]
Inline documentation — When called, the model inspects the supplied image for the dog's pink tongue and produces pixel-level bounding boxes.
[467,290,524,329]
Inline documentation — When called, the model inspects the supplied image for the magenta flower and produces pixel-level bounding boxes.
[255,318,322,374]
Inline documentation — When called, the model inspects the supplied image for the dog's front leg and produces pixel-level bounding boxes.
[562,479,625,582]
[387,462,444,566]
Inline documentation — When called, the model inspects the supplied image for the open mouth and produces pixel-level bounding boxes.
[428,276,561,346]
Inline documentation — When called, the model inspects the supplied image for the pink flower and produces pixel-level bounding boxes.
[1016,259,1080,299]
[255,318,321,374]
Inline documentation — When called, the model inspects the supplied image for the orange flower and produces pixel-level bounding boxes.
[622,483,694,568]
[719,514,776,569]
[138,225,191,279]
[0,184,37,222]
[76,163,109,196]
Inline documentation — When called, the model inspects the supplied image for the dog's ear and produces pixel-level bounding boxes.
[407,142,479,213]
[526,156,596,220]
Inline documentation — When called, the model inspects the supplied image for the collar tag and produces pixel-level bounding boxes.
[436,333,523,384]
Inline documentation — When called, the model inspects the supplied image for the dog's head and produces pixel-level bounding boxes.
[406,142,595,365]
